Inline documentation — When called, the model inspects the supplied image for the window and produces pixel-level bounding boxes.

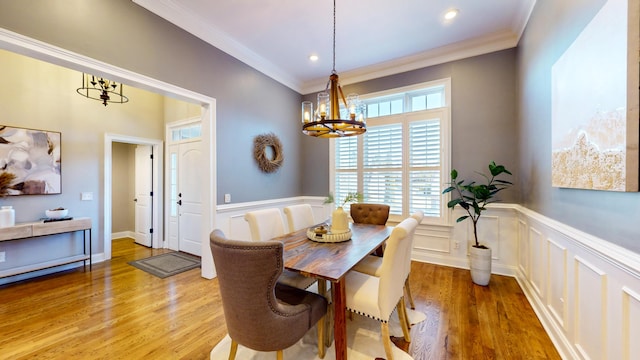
[331,79,451,224]
[171,123,201,141]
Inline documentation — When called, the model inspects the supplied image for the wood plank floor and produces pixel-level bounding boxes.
[0,238,560,360]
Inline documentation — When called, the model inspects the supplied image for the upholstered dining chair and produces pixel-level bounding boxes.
[350,203,390,225]
[350,203,391,256]
[283,204,316,232]
[405,211,424,309]
[244,208,286,243]
[244,208,317,290]
[344,217,418,360]
[210,230,327,359]
[351,211,423,314]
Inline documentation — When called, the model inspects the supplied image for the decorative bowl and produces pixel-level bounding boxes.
[46,208,68,219]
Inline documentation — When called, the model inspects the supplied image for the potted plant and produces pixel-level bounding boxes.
[442,161,512,285]
[324,192,362,233]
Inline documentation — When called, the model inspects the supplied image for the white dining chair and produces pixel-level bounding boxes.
[244,208,317,290]
[344,217,418,360]
[282,203,333,345]
[244,208,286,242]
[352,211,423,312]
[283,204,316,232]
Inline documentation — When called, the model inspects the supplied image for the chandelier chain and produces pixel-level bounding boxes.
[332,0,336,73]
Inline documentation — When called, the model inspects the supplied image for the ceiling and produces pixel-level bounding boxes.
[133,0,536,94]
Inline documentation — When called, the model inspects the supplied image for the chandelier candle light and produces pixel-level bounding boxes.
[301,0,366,138]
[77,73,129,106]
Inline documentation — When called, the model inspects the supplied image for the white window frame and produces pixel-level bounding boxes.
[329,78,451,225]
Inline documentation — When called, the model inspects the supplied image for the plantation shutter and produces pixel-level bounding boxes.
[409,118,441,217]
[363,123,403,214]
[335,136,358,210]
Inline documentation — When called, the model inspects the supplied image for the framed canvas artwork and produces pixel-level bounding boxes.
[0,125,61,195]
[551,0,639,191]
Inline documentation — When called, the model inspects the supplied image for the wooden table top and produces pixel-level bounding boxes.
[274,222,392,282]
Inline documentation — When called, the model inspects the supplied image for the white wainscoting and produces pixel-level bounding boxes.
[213,198,640,360]
[516,207,640,360]
[409,203,520,276]
[214,196,331,241]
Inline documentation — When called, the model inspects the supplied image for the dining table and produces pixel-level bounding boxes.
[273,222,393,360]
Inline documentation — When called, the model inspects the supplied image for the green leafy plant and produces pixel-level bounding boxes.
[442,161,512,248]
[324,192,363,207]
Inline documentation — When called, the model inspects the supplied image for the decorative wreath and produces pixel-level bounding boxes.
[253,133,284,173]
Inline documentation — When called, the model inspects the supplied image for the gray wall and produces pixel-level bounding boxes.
[0,0,304,205]
[517,0,640,253]
[303,49,520,204]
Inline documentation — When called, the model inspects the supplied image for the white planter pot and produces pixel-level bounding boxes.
[469,246,492,286]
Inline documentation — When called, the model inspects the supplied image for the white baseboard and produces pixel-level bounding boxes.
[111,231,135,240]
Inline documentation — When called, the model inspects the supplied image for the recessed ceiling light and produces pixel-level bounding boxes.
[309,54,319,62]
[444,9,459,20]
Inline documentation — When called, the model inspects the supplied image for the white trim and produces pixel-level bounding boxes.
[111,231,136,240]
[302,32,518,93]
[132,0,529,94]
[132,0,301,92]
[0,27,217,279]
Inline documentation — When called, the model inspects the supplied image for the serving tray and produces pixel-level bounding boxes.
[306,226,352,243]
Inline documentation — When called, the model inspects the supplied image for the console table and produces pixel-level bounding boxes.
[0,217,92,278]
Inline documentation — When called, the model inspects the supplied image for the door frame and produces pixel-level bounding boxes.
[0,28,218,279]
[165,117,202,253]
[106,136,162,250]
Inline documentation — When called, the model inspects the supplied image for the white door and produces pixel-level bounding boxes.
[134,145,153,247]
[173,141,203,255]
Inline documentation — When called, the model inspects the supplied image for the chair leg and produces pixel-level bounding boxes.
[317,315,326,359]
[228,339,238,360]
[381,322,394,360]
[404,277,416,310]
[276,350,283,360]
[397,297,411,342]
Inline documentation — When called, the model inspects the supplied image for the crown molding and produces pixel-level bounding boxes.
[132,0,303,92]
[300,31,519,94]
[134,0,532,95]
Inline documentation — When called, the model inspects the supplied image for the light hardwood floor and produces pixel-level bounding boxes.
[0,238,559,360]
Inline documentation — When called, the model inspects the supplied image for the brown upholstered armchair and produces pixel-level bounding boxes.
[210,229,327,359]
[350,203,390,225]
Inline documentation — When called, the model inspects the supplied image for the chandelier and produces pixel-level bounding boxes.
[76,73,129,106]
[301,0,366,138]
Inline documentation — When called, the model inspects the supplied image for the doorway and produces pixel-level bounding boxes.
[166,118,203,256]
[0,28,218,279]
[106,135,162,251]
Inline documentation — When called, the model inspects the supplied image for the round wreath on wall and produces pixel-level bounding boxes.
[253,132,284,173]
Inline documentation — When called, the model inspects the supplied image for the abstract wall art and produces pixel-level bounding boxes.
[551,0,639,191]
[0,125,61,195]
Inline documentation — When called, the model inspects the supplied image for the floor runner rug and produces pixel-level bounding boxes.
[128,251,200,278]
[210,308,426,360]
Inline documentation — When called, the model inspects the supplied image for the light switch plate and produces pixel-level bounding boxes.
[81,192,93,201]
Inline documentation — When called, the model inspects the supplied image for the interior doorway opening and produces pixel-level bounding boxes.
[104,134,164,254]
[0,28,218,279]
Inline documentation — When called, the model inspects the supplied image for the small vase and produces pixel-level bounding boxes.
[330,206,349,234]
[0,205,15,228]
